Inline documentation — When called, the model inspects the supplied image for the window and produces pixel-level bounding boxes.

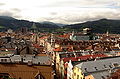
[1,59,3,62]
[77,75,79,79]
[74,73,76,76]
[101,76,105,79]
[19,77,21,79]
[94,67,98,70]
[35,74,45,79]
[1,59,7,62]
[113,63,119,67]
[85,68,87,72]
[4,59,7,62]
[104,65,107,68]
[38,62,40,64]
[106,75,109,78]
[109,65,112,68]
[0,73,10,79]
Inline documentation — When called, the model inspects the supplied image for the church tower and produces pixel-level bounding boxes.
[31,23,37,33]
[50,33,55,51]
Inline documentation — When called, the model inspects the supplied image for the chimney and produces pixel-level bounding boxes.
[21,57,23,63]
[26,46,30,54]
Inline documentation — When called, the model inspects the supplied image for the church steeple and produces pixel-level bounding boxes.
[106,30,109,36]
[31,23,37,33]
[31,23,37,29]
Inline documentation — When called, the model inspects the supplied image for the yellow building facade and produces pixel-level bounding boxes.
[73,66,84,79]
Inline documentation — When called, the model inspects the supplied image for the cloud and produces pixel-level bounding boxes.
[0,8,21,18]
[37,7,120,24]
[34,0,120,24]
[0,11,13,16]
[1,0,120,24]
[11,8,21,12]
[0,3,5,6]
[49,12,58,16]
[39,0,120,8]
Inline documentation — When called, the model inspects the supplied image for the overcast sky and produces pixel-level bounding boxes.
[0,0,120,24]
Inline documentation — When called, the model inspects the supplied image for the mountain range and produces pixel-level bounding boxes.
[64,18,120,34]
[0,16,59,30]
[0,16,120,33]
[40,21,66,27]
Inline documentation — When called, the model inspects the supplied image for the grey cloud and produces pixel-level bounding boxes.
[0,3,5,6]
[0,9,21,19]
[41,17,56,21]
[11,8,21,12]
[49,12,58,15]
[39,0,120,8]
[0,11,13,16]
[61,12,120,23]
[39,8,120,24]
[27,0,120,24]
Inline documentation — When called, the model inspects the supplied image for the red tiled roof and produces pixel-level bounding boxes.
[62,54,107,63]
[62,57,78,62]
[57,34,70,38]
[53,47,62,52]
[39,36,49,39]
[77,54,107,60]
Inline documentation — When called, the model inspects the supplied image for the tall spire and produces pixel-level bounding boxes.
[106,30,109,36]
[31,23,37,33]
[31,23,37,29]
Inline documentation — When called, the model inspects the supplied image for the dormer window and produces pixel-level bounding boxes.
[94,67,98,70]
[4,59,7,62]
[84,68,87,72]
[104,65,107,68]
[109,65,112,68]
[101,76,105,79]
[1,59,7,62]
[112,63,119,67]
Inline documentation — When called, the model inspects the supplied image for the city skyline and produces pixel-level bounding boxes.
[0,0,120,24]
